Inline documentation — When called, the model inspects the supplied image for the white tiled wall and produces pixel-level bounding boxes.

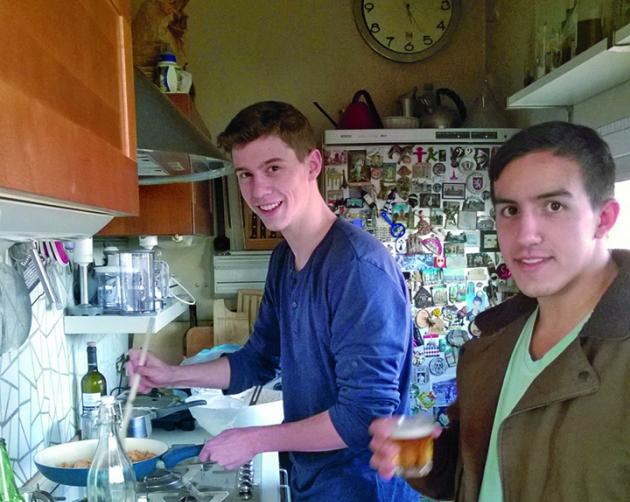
[0,259,128,484]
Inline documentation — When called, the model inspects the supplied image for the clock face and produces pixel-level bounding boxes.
[353,0,459,63]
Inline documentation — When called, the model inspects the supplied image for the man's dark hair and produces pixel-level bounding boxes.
[489,121,615,208]
[217,101,317,161]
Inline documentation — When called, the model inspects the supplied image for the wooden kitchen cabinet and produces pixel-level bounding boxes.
[0,0,138,215]
[99,94,214,236]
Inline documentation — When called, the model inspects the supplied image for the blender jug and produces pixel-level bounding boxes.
[119,250,156,314]
[154,259,170,310]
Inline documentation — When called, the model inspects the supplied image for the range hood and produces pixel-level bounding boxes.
[134,68,233,185]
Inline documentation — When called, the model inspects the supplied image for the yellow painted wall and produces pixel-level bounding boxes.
[184,0,487,141]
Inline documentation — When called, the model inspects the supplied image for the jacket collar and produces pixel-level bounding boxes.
[474,249,630,341]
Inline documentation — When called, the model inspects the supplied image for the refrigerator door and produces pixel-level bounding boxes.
[322,134,518,421]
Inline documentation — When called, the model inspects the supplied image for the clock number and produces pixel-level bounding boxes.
[370,22,381,33]
[364,2,374,13]
[404,41,415,52]
[437,20,446,31]
[385,36,394,47]
[423,35,434,46]
[441,0,451,10]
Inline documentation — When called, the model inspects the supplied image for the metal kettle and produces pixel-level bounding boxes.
[418,84,467,128]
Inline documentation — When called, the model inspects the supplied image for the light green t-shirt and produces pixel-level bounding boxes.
[477,308,590,502]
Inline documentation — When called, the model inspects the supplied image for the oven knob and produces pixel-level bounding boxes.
[239,482,253,500]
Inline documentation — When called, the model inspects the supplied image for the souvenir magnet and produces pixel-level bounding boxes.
[429,356,447,376]
[381,210,406,238]
[496,263,512,279]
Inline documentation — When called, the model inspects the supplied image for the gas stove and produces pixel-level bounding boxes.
[138,454,265,501]
[44,427,289,502]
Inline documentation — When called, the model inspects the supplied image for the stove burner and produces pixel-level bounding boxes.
[141,468,186,492]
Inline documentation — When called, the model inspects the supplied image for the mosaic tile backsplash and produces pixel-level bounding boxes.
[0,253,128,484]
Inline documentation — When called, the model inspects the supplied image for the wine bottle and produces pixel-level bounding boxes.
[0,438,25,502]
[86,396,136,502]
[81,342,107,414]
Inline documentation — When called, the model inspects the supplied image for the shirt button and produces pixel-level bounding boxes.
[291,301,297,308]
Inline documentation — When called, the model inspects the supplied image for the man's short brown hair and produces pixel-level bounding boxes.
[217,101,317,161]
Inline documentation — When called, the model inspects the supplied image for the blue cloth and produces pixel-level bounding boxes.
[226,219,416,501]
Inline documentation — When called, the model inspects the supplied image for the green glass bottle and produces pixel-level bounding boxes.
[81,342,107,414]
[0,438,25,502]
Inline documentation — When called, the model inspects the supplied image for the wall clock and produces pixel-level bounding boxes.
[353,0,460,63]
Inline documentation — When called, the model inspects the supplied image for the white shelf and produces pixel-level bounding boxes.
[507,23,630,109]
[64,298,188,334]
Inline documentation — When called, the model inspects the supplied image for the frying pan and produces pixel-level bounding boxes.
[34,437,202,487]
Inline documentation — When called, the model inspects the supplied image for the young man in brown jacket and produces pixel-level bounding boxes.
[370,121,630,501]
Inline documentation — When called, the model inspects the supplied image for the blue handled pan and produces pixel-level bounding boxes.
[34,437,203,487]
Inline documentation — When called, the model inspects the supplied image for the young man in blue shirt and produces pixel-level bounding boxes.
[129,101,417,500]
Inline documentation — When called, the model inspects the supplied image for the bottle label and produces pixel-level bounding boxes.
[82,392,102,411]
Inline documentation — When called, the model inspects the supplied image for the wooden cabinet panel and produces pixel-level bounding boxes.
[99,180,212,236]
[0,0,138,214]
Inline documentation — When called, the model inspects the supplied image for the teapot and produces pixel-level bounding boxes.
[417,84,467,128]
[338,90,383,129]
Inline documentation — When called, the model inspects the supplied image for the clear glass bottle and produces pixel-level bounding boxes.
[0,438,25,502]
[86,396,136,502]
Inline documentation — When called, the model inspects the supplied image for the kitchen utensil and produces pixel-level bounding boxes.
[121,317,155,436]
[0,259,31,355]
[338,90,383,129]
[30,241,63,310]
[418,85,467,128]
[248,385,262,406]
[398,86,418,117]
[34,437,203,487]
[118,250,156,314]
[126,399,207,438]
[213,177,230,252]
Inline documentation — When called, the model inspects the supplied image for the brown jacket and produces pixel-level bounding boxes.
[411,250,630,501]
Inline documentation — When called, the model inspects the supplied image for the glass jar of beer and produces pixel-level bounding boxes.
[390,413,436,478]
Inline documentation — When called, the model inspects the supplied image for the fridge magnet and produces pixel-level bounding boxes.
[366,150,383,167]
[458,156,476,174]
[416,211,432,235]
[395,237,408,255]
[482,190,491,201]
[347,150,369,184]
[428,356,447,376]
[432,182,442,193]
[433,254,447,269]
[370,166,383,180]
[444,231,466,243]
[464,230,480,247]
[388,144,413,160]
[477,216,495,230]
[325,168,345,191]
[421,267,442,286]
[345,197,364,209]
[442,182,466,199]
[448,282,467,303]
[462,196,485,212]
[413,364,431,385]
[326,189,344,203]
[396,177,411,199]
[421,235,443,255]
[382,162,397,183]
[324,149,346,165]
[465,172,488,195]
[398,164,412,178]
[412,162,432,179]
[458,210,478,230]
[431,284,448,305]
[433,378,458,406]
[417,390,436,411]
[432,162,447,177]
[430,209,445,227]
[444,242,465,255]
[450,146,464,166]
[480,230,500,252]
[434,407,451,427]
[446,328,470,348]
[475,148,490,170]
[414,287,433,309]
[496,263,512,280]
[466,252,491,268]
[419,193,441,208]
[377,183,395,200]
